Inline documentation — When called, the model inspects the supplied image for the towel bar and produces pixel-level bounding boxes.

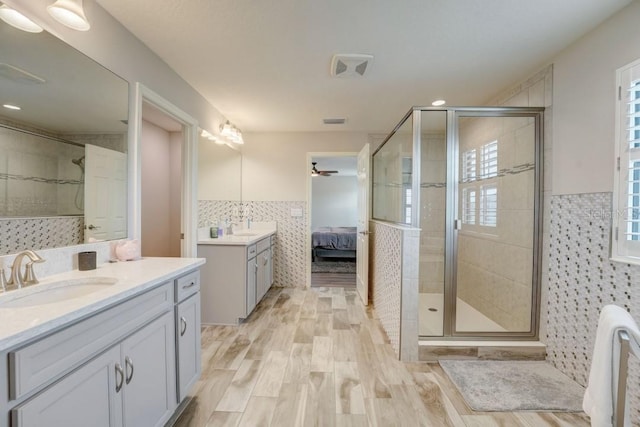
[614,330,631,427]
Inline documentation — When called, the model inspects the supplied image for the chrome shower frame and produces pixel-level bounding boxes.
[373,106,545,341]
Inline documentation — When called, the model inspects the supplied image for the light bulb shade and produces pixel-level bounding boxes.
[220,122,234,137]
[0,5,43,33]
[234,130,244,144]
[47,0,90,31]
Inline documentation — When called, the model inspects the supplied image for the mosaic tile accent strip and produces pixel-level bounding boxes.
[547,192,639,420]
[370,221,403,356]
[199,200,307,288]
[0,216,84,255]
[197,200,241,227]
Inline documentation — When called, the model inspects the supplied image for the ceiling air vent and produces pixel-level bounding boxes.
[330,54,373,78]
[323,118,346,125]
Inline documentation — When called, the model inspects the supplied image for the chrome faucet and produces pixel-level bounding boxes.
[8,250,45,289]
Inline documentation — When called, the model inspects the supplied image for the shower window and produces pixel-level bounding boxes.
[462,149,476,182]
[462,188,476,225]
[479,185,497,227]
[404,188,412,224]
[480,140,498,179]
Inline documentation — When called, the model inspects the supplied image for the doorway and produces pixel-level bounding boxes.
[308,153,358,288]
[132,83,199,258]
[140,102,183,257]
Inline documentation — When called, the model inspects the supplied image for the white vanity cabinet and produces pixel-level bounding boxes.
[255,237,271,302]
[120,311,175,427]
[246,256,257,315]
[198,231,275,325]
[175,270,201,402]
[11,345,122,427]
[12,315,176,427]
[0,266,203,427]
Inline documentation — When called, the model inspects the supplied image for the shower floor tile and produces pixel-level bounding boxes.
[419,293,506,336]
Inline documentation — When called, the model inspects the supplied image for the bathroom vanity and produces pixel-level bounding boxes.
[197,227,276,325]
[0,257,204,427]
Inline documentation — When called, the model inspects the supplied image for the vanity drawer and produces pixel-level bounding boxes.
[256,237,270,254]
[176,269,200,302]
[247,244,257,259]
[8,281,173,401]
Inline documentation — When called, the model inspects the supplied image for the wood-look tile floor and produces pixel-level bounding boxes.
[172,287,590,427]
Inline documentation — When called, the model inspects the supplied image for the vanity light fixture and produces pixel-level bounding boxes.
[2,103,21,110]
[0,4,43,33]
[431,99,446,107]
[47,0,90,31]
[219,121,244,145]
[201,129,225,145]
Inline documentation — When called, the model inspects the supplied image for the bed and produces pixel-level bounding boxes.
[311,226,357,261]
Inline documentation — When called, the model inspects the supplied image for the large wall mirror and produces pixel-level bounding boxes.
[198,135,242,226]
[0,19,129,255]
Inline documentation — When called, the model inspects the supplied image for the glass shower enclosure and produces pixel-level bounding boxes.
[373,107,544,339]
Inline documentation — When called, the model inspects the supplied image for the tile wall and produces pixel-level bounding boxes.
[198,200,307,288]
[547,192,640,419]
[0,122,127,255]
[0,217,84,255]
[370,221,402,356]
[370,220,420,360]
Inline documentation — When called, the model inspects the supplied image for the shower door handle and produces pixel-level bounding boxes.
[454,219,462,230]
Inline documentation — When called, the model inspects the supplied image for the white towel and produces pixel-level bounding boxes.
[583,305,640,427]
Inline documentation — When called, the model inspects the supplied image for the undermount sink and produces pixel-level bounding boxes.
[0,277,118,309]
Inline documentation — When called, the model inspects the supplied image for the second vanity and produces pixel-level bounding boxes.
[0,257,204,427]
[197,225,276,325]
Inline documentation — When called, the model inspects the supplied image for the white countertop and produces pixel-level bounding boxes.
[0,257,205,351]
[197,227,276,246]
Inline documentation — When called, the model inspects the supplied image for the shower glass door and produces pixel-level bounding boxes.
[452,112,540,336]
[418,111,447,336]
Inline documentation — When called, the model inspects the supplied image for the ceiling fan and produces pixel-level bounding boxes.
[311,162,338,177]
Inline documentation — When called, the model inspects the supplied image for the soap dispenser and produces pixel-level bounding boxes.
[209,218,218,238]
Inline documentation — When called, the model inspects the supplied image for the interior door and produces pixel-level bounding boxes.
[84,144,127,242]
[356,144,370,305]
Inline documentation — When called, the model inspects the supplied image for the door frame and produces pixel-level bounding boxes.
[306,151,359,288]
[130,83,199,257]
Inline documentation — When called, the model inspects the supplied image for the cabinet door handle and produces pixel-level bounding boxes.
[125,356,134,384]
[180,316,187,336]
[183,281,196,289]
[115,363,124,392]
[263,255,268,265]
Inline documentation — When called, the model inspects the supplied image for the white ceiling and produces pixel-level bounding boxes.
[98,0,631,133]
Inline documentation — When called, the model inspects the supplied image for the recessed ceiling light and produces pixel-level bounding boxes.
[432,99,446,107]
[0,5,43,33]
[3,104,21,110]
